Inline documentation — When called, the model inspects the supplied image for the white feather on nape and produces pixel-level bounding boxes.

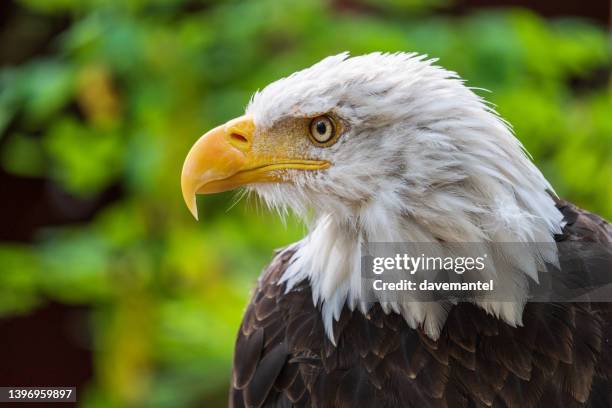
[248,52,564,341]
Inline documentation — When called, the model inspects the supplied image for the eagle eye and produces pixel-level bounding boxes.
[308,115,337,146]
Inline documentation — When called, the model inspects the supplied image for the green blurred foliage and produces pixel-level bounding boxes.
[0,0,610,406]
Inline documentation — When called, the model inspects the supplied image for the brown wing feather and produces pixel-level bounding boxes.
[230,201,612,407]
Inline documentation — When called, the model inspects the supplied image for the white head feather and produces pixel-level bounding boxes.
[246,52,563,341]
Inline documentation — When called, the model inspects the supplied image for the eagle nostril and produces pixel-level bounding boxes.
[228,132,250,150]
[231,133,248,143]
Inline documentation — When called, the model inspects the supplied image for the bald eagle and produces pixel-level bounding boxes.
[181,53,612,407]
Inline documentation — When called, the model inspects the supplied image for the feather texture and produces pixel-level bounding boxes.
[229,201,611,407]
[247,52,565,338]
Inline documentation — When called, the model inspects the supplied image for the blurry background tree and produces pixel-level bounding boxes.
[0,0,610,406]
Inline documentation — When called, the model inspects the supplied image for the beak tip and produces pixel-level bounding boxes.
[181,181,199,221]
[187,196,199,221]
[181,165,200,220]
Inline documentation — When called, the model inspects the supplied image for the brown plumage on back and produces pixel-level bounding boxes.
[229,201,611,408]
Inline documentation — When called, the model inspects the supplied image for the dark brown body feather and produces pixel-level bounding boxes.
[230,201,612,408]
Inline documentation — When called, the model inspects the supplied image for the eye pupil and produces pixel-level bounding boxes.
[309,115,337,146]
[316,121,327,135]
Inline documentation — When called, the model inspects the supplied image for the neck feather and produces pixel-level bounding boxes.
[280,179,563,342]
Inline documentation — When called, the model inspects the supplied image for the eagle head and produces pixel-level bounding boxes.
[181,52,563,339]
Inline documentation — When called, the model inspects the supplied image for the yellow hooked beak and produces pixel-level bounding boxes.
[181,115,329,219]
